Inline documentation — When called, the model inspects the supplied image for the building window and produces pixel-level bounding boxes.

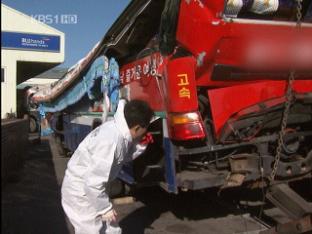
[1,68,4,82]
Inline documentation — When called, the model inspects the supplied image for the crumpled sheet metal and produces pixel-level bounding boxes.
[38,56,120,113]
[30,41,101,103]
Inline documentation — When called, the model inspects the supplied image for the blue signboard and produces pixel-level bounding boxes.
[1,31,60,52]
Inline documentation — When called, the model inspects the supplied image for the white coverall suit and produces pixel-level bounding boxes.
[61,100,145,234]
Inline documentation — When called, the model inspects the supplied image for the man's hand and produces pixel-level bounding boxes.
[140,132,154,145]
[101,209,117,222]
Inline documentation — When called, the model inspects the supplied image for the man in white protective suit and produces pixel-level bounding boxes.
[61,99,154,234]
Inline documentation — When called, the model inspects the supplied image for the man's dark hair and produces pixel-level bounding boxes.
[124,100,154,128]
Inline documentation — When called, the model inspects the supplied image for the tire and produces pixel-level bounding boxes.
[29,116,39,133]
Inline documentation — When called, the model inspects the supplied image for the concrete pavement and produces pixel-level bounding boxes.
[1,137,73,234]
[2,135,294,234]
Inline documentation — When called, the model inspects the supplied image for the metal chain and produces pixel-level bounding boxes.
[269,0,302,182]
[269,72,295,182]
[296,0,303,27]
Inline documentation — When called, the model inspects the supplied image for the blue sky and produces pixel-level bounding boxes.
[2,0,130,68]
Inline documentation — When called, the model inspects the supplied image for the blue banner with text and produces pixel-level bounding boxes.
[2,31,60,52]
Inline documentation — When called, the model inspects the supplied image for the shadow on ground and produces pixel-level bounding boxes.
[1,139,71,234]
[118,186,267,234]
[119,179,312,234]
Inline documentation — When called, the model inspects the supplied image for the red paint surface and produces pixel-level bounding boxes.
[120,53,165,111]
[176,0,312,86]
[208,80,312,136]
[165,57,198,113]
[121,1,312,141]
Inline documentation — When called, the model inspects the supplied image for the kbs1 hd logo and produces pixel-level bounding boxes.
[31,14,78,25]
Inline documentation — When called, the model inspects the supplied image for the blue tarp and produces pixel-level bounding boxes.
[38,56,120,137]
[39,56,120,113]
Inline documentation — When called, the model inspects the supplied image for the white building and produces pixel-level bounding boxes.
[1,3,65,119]
[16,67,68,90]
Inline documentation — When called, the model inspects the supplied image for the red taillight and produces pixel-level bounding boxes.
[168,112,206,141]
